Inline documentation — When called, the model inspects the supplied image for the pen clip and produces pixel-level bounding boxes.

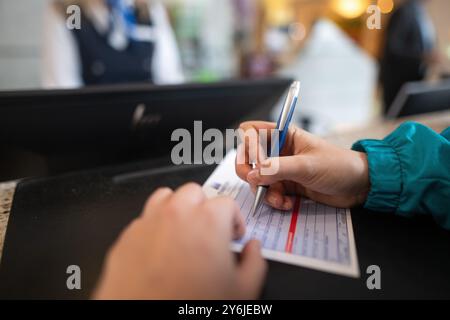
[271,82,300,156]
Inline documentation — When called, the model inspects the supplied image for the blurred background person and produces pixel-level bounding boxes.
[42,0,184,88]
[380,0,444,114]
[0,0,448,131]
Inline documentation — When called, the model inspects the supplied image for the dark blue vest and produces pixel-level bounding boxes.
[71,13,154,85]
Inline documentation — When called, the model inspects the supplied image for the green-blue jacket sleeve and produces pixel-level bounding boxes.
[352,122,450,229]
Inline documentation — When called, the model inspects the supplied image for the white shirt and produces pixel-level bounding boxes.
[41,1,184,89]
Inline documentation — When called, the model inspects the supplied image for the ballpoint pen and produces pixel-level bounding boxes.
[250,81,300,217]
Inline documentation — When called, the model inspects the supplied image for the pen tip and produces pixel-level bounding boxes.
[250,205,256,217]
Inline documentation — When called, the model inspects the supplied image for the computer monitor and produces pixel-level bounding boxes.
[387,80,450,119]
[0,79,292,175]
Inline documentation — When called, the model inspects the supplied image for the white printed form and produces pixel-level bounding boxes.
[203,150,360,278]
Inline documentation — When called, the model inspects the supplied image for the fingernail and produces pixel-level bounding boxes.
[283,201,292,210]
[269,195,280,206]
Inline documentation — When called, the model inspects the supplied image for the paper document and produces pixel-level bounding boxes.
[203,150,359,278]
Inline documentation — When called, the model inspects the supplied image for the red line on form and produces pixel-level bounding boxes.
[285,197,301,253]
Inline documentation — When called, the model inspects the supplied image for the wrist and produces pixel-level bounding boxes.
[352,151,370,206]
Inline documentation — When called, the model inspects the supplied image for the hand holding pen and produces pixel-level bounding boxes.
[248,81,300,216]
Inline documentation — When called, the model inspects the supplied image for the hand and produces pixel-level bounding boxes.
[93,183,267,300]
[235,121,370,210]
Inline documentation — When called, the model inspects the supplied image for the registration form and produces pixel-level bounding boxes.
[203,150,360,278]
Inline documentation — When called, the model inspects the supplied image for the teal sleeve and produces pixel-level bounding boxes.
[352,122,450,229]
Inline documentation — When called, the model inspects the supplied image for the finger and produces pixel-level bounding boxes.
[236,144,266,182]
[171,183,206,210]
[202,197,245,240]
[236,240,267,299]
[239,121,276,134]
[237,122,304,183]
[265,183,294,211]
[249,155,315,186]
[238,122,274,164]
[142,187,173,217]
[239,121,303,157]
[264,183,284,209]
[246,177,294,211]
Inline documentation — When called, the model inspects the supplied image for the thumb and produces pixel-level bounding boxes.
[247,155,312,186]
[236,240,267,299]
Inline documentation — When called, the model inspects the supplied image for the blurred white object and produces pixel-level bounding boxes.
[278,19,377,135]
[200,0,237,79]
